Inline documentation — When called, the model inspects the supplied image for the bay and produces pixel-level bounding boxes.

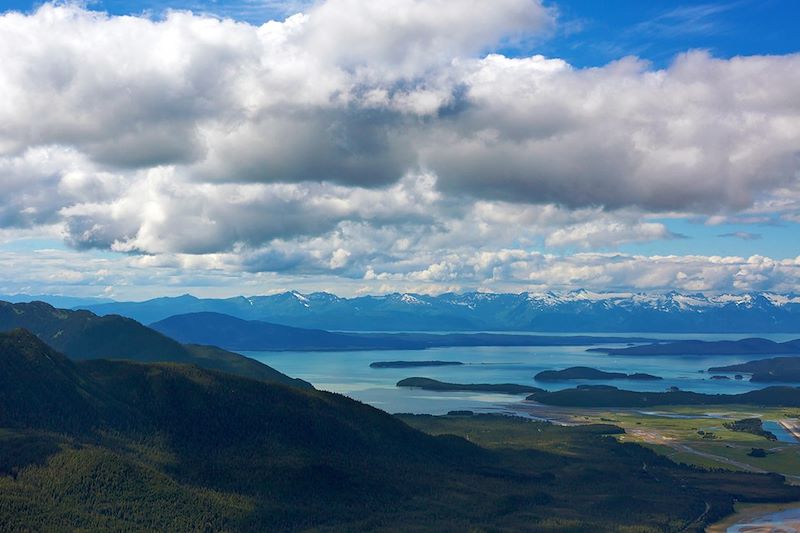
[243,332,800,415]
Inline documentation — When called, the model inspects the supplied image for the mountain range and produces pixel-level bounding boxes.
[0,294,115,308]
[71,290,800,332]
[149,311,657,351]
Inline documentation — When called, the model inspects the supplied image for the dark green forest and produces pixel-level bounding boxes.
[1,329,799,531]
[0,300,309,388]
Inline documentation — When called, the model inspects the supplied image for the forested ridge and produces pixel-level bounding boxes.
[1,329,799,531]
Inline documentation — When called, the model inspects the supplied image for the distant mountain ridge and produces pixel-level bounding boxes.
[151,312,395,351]
[0,294,115,308]
[149,312,658,351]
[76,290,800,332]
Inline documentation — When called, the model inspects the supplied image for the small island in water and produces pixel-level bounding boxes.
[709,357,800,382]
[370,360,464,368]
[535,366,662,382]
[397,377,543,395]
[525,385,800,407]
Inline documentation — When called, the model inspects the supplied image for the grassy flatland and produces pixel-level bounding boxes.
[399,413,800,528]
[513,402,800,479]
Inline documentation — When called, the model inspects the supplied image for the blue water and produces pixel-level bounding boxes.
[763,421,798,444]
[243,332,800,415]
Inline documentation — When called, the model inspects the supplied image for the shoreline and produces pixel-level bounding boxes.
[779,419,800,442]
[706,502,800,532]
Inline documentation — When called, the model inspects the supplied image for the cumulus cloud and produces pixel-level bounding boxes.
[2,4,798,205]
[0,2,799,295]
[297,0,553,75]
[544,217,681,248]
[60,171,443,253]
[0,147,124,228]
[3,244,799,299]
[428,52,800,210]
[360,251,800,294]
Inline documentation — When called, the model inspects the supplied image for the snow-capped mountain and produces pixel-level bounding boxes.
[70,290,800,333]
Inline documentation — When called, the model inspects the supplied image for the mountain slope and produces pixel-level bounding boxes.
[2,335,799,531]
[0,330,447,458]
[0,329,107,432]
[150,312,397,351]
[79,290,800,332]
[150,312,656,351]
[0,301,309,388]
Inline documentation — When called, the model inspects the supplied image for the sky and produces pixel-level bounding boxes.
[0,0,798,299]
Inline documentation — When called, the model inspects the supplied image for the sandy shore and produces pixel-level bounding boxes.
[779,419,800,442]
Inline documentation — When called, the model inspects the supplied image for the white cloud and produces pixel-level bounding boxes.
[362,252,800,294]
[427,52,800,211]
[297,0,553,75]
[2,4,798,206]
[544,217,678,248]
[2,244,798,299]
[0,2,798,295]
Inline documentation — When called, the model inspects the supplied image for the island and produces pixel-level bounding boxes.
[591,337,800,356]
[397,377,543,395]
[709,357,800,382]
[534,366,662,381]
[723,418,778,441]
[370,360,464,368]
[525,385,800,407]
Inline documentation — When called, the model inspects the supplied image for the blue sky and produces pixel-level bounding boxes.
[540,0,800,67]
[0,0,798,298]
[2,0,305,23]
[6,0,799,66]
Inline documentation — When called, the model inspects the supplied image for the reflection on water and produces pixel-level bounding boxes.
[638,411,744,420]
[763,421,799,444]
[241,332,799,415]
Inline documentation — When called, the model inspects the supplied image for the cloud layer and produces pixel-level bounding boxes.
[0,1,798,295]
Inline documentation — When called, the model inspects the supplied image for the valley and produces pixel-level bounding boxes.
[2,298,800,531]
[4,1,799,530]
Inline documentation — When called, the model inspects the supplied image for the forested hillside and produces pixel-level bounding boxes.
[2,329,799,531]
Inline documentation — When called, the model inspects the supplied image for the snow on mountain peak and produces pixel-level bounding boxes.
[671,294,714,309]
[400,293,427,305]
[514,290,800,311]
[764,293,800,306]
[290,291,310,307]
[710,293,754,306]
